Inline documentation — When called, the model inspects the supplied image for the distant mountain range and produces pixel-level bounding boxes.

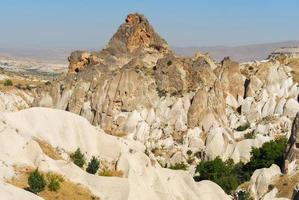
[0,40,299,63]
[173,40,299,62]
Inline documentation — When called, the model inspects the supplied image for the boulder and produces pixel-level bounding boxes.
[284,99,299,118]
[249,164,281,200]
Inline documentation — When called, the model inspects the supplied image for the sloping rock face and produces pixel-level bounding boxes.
[109,13,168,54]
[68,13,169,73]
[0,89,33,112]
[34,13,299,168]
[249,164,281,200]
[0,108,231,200]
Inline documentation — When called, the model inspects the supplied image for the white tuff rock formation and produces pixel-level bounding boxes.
[0,107,231,200]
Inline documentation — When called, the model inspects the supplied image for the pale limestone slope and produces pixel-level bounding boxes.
[0,107,230,200]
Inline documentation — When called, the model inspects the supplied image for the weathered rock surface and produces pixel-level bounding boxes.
[32,13,299,168]
[1,12,299,200]
[0,90,32,112]
[0,108,231,200]
[249,164,281,200]
[67,13,169,74]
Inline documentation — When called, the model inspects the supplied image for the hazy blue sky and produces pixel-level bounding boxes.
[1,0,299,49]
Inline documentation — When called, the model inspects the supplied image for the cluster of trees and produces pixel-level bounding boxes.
[194,138,287,194]
[28,170,63,193]
[70,148,100,175]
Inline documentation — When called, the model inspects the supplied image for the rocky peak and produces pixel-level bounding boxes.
[106,13,169,54]
[67,13,169,73]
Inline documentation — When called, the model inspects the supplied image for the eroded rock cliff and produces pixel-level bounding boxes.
[34,13,299,169]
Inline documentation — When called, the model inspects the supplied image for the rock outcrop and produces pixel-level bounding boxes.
[109,13,168,54]
[0,108,231,200]
[68,51,92,73]
[249,164,281,200]
[33,13,299,168]
[67,13,169,73]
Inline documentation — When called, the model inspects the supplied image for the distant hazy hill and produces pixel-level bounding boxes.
[0,46,74,64]
[173,40,299,62]
[1,40,299,63]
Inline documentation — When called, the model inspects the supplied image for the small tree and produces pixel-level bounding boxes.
[243,137,287,176]
[86,156,100,174]
[194,138,288,194]
[195,157,240,194]
[70,148,85,168]
[28,170,46,193]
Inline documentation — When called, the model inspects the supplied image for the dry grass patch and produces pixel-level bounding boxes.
[99,168,123,177]
[0,76,43,92]
[8,167,99,200]
[272,171,299,199]
[35,139,63,160]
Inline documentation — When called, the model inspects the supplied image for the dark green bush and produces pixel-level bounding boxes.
[194,138,288,194]
[237,190,253,200]
[235,122,250,131]
[196,157,240,194]
[70,148,85,168]
[28,170,46,193]
[4,79,13,86]
[86,156,100,174]
[243,137,287,177]
[186,150,193,156]
[169,162,188,170]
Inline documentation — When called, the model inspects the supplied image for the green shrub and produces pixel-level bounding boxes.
[86,156,100,174]
[48,178,60,191]
[4,79,13,86]
[244,131,256,139]
[237,190,253,200]
[169,162,188,170]
[28,170,46,193]
[195,157,240,194]
[194,138,288,194]
[46,173,63,191]
[186,150,193,156]
[243,137,287,176]
[235,122,250,131]
[167,60,172,66]
[70,148,85,168]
